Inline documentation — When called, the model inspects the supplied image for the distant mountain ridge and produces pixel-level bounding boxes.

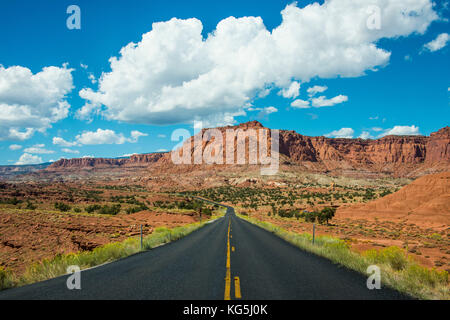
[41,121,450,178]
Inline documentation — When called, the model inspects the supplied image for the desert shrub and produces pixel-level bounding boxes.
[126,204,148,214]
[85,204,101,213]
[364,246,408,271]
[278,209,295,218]
[430,233,442,241]
[25,201,37,210]
[54,202,71,212]
[201,208,212,216]
[0,197,22,205]
[73,207,82,213]
[403,264,448,288]
[98,204,121,215]
[0,267,14,290]
[303,211,318,223]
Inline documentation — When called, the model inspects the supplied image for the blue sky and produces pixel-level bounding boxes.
[0,0,449,165]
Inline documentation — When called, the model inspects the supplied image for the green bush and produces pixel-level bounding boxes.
[98,204,121,215]
[86,204,101,213]
[363,246,409,271]
[54,202,71,212]
[0,267,14,290]
[403,264,448,288]
[25,201,37,210]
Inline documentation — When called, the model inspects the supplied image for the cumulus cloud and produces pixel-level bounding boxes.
[23,144,55,154]
[15,153,43,165]
[279,81,300,99]
[379,125,420,137]
[325,128,354,139]
[9,144,22,150]
[0,65,74,141]
[78,0,437,125]
[311,95,348,107]
[257,106,278,117]
[61,148,79,154]
[307,85,328,97]
[77,129,148,145]
[359,131,372,139]
[53,129,147,146]
[53,136,79,147]
[291,99,310,108]
[423,33,450,52]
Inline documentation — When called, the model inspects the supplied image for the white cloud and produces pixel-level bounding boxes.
[157,134,167,138]
[359,131,372,139]
[15,153,43,165]
[423,33,450,52]
[156,149,168,152]
[325,128,354,139]
[311,95,348,107]
[379,125,420,137]
[88,73,97,84]
[75,129,147,145]
[0,65,73,141]
[291,99,310,108]
[80,63,88,69]
[258,88,271,98]
[23,144,55,154]
[53,136,79,147]
[307,85,328,97]
[61,148,79,154]
[78,0,437,125]
[257,106,278,117]
[369,116,379,120]
[53,129,147,146]
[129,130,148,142]
[279,81,300,99]
[9,144,22,150]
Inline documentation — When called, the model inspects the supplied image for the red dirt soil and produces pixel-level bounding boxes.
[337,172,450,228]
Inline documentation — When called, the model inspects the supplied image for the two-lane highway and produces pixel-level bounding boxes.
[0,207,408,300]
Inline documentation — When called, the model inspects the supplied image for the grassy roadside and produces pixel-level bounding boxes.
[0,211,225,292]
[237,213,449,300]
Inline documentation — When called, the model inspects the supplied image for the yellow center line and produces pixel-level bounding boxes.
[224,219,231,300]
[234,276,242,299]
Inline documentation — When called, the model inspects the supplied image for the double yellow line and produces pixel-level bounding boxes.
[224,219,241,300]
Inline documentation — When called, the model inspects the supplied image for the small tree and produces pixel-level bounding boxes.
[320,207,336,224]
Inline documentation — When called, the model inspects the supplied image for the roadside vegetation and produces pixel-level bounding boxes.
[182,185,397,213]
[237,213,449,300]
[0,208,226,291]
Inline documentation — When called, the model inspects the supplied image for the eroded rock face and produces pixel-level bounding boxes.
[425,126,450,164]
[45,122,449,178]
[47,152,166,170]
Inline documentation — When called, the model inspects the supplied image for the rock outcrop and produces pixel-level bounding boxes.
[45,121,449,178]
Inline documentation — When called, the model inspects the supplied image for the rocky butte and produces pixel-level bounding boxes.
[45,121,449,178]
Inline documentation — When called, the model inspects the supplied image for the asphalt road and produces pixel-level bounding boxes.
[0,207,408,300]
